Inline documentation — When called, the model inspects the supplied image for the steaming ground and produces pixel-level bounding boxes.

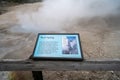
[0,0,120,59]
[0,1,120,80]
[15,0,120,33]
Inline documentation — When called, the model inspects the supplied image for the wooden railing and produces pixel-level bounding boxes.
[0,59,120,71]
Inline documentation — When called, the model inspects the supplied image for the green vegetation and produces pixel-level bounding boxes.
[0,0,24,3]
[9,0,24,3]
[0,0,42,3]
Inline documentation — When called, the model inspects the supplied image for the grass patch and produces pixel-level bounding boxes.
[8,71,34,80]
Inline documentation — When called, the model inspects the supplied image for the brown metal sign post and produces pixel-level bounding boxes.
[32,71,43,80]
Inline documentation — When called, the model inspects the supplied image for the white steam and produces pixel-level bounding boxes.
[17,0,120,33]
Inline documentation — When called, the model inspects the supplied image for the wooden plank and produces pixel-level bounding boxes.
[0,59,120,71]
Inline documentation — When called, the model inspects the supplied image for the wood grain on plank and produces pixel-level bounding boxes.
[0,59,120,71]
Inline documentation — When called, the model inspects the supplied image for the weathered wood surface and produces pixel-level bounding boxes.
[0,59,120,71]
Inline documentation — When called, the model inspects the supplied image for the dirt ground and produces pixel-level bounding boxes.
[0,2,120,80]
[9,71,120,80]
[0,2,120,60]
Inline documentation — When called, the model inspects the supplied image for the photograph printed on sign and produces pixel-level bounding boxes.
[62,36,78,54]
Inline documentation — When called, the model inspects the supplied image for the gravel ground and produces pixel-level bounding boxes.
[0,2,120,80]
[8,71,120,80]
[0,72,9,80]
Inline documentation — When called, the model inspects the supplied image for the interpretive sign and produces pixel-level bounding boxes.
[32,33,83,61]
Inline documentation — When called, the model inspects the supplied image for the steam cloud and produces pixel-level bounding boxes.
[17,0,120,33]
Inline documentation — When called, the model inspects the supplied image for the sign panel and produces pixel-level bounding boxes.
[32,33,83,61]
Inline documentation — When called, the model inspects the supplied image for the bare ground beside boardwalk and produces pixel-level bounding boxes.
[0,2,120,80]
